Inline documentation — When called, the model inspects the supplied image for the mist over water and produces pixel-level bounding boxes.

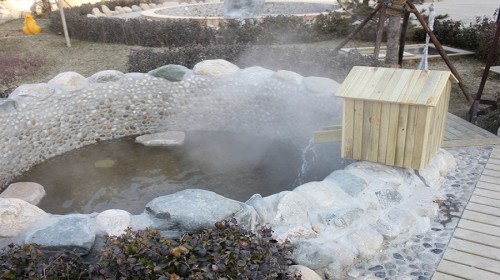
[15,131,350,214]
[10,34,348,214]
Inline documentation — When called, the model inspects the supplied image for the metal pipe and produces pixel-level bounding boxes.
[408,1,473,103]
[467,7,500,122]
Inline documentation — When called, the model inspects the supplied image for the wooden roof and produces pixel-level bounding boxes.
[335,66,458,106]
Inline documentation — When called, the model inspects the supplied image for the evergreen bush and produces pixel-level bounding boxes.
[0,219,300,279]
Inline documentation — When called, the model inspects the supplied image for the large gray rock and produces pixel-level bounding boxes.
[273,191,310,225]
[245,194,275,224]
[0,182,46,205]
[347,228,384,258]
[0,198,47,237]
[0,98,17,111]
[135,131,185,146]
[324,241,358,272]
[223,0,265,18]
[48,72,87,92]
[293,181,339,208]
[148,65,190,81]
[375,189,403,209]
[319,207,364,228]
[293,241,337,269]
[145,189,256,232]
[24,214,95,255]
[324,170,368,197]
[419,149,456,188]
[345,161,407,185]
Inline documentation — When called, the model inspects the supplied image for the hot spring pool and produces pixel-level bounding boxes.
[14,131,351,214]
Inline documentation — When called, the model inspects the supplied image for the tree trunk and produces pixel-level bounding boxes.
[385,15,401,65]
[384,0,405,66]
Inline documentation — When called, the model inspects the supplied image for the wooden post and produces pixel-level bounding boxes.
[385,0,405,66]
[333,3,384,55]
[467,8,500,123]
[373,4,387,60]
[398,9,410,66]
[408,1,472,103]
[57,0,71,47]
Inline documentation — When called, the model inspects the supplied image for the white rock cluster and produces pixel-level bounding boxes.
[87,0,220,18]
[0,150,454,277]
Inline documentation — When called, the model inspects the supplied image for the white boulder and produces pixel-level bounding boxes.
[96,209,132,236]
[91,7,106,17]
[275,70,304,85]
[303,76,341,95]
[0,198,47,237]
[193,59,240,78]
[48,72,87,92]
[0,182,46,205]
[288,265,323,280]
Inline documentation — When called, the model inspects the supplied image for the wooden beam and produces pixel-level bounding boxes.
[313,128,342,144]
[332,3,384,55]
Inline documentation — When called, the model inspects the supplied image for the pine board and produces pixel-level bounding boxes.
[458,219,500,238]
[435,259,500,280]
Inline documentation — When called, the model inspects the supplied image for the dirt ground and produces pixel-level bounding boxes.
[1,17,499,131]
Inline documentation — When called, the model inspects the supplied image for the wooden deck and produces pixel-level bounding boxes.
[443,113,500,147]
[433,148,500,280]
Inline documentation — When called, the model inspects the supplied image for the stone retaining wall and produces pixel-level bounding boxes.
[0,60,456,279]
[0,59,341,190]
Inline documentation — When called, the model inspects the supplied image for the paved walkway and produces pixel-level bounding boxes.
[433,147,500,279]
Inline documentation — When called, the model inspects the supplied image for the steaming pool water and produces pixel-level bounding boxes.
[14,131,351,215]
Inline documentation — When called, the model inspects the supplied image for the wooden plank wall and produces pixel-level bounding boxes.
[341,99,448,170]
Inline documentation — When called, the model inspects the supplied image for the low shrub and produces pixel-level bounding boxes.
[413,13,500,64]
[48,0,372,48]
[127,44,374,82]
[0,219,300,279]
[0,243,89,279]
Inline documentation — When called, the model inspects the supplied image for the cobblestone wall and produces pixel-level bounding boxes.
[0,61,342,189]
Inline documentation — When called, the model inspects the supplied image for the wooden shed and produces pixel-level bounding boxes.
[336,66,458,170]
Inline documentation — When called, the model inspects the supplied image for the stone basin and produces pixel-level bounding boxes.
[141,1,339,25]
[0,60,456,278]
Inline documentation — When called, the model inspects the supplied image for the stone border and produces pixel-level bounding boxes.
[141,1,337,26]
[0,60,455,278]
